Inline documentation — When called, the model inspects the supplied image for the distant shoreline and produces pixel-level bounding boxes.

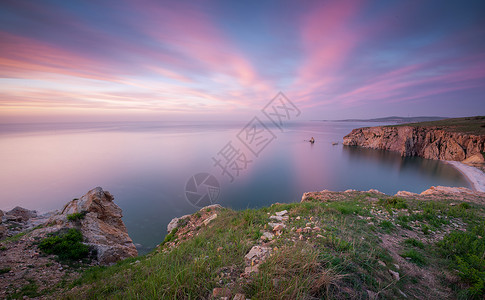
[446,161,485,192]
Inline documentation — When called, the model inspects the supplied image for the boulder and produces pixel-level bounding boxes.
[0,225,6,239]
[6,206,37,222]
[167,215,190,233]
[48,187,137,265]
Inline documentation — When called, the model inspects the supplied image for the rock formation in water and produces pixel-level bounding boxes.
[343,126,485,161]
[48,187,138,265]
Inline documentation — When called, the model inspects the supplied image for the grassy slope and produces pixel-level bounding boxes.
[61,192,485,300]
[390,116,485,135]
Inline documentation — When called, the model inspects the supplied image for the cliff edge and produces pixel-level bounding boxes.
[343,117,485,161]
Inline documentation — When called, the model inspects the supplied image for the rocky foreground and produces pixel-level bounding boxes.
[2,185,485,299]
[68,186,485,299]
[0,187,137,298]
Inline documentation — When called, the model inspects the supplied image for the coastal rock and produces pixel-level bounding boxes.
[166,204,222,233]
[48,187,137,265]
[6,206,37,222]
[343,126,484,161]
[167,215,190,233]
[0,224,6,239]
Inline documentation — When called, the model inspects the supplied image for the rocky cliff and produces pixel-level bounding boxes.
[343,125,485,161]
[47,187,138,265]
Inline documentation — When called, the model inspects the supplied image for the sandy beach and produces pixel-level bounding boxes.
[447,161,485,192]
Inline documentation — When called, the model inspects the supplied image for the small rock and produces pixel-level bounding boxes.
[316,234,324,238]
[270,215,288,222]
[275,210,288,216]
[296,228,302,233]
[273,224,285,232]
[244,246,270,261]
[393,264,400,270]
[378,260,386,267]
[299,235,304,240]
[212,287,231,298]
[303,227,312,233]
[296,216,301,220]
[203,214,218,226]
[389,269,400,281]
[262,232,274,240]
[233,294,245,300]
[244,265,259,274]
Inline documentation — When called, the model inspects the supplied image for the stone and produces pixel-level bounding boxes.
[398,289,407,298]
[393,264,400,270]
[268,222,285,230]
[47,187,137,265]
[0,225,6,239]
[6,207,37,222]
[389,269,400,281]
[244,245,270,261]
[296,216,301,220]
[262,231,274,240]
[233,294,245,300]
[167,215,190,233]
[269,215,288,222]
[303,227,312,233]
[275,210,288,216]
[378,260,386,267]
[203,214,218,226]
[212,287,231,298]
[272,224,285,232]
[244,265,259,274]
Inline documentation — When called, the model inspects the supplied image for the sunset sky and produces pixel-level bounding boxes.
[1,0,484,123]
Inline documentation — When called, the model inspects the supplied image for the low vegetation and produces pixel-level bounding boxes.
[38,228,90,262]
[392,115,485,135]
[67,211,88,221]
[57,191,485,299]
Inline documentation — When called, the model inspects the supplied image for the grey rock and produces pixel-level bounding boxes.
[48,187,138,265]
[6,207,37,222]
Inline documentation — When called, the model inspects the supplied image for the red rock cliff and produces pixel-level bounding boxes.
[343,126,485,161]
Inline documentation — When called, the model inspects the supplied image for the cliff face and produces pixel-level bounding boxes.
[343,126,485,161]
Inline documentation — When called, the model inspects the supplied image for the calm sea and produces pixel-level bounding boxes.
[0,121,470,253]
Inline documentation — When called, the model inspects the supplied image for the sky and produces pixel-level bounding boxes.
[0,0,484,123]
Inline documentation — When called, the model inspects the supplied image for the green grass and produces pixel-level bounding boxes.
[391,116,485,135]
[67,211,88,221]
[0,267,11,274]
[54,193,485,299]
[437,223,485,298]
[8,279,41,299]
[38,228,90,262]
[401,249,427,266]
[404,238,425,249]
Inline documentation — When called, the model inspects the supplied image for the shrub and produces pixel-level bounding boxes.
[38,228,89,261]
[380,197,407,209]
[67,211,88,221]
[401,249,426,266]
[160,228,178,246]
[438,224,485,298]
[404,238,425,249]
